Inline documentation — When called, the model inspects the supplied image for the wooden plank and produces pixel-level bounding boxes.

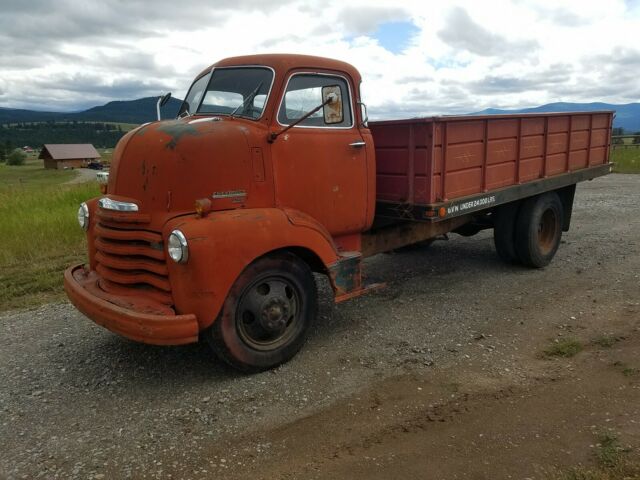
[586,114,593,166]
[428,121,435,203]
[515,117,522,184]
[542,116,549,178]
[441,122,448,201]
[481,119,489,192]
[407,123,415,203]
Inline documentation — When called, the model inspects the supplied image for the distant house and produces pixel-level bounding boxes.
[39,144,101,170]
[22,145,34,153]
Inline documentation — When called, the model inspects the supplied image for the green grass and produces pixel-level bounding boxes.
[622,367,640,377]
[0,157,74,185]
[611,147,640,173]
[543,338,584,358]
[0,160,99,311]
[550,434,640,480]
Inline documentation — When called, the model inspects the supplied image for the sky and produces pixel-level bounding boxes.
[0,0,639,118]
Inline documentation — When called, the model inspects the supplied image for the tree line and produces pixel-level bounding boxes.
[0,121,127,150]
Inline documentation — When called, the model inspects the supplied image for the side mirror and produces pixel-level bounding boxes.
[322,85,343,124]
[156,92,172,121]
[359,101,369,128]
[160,92,172,106]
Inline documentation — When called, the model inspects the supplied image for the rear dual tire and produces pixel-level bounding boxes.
[493,192,564,268]
[493,202,520,263]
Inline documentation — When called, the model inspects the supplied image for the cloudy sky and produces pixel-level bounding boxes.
[1,0,638,118]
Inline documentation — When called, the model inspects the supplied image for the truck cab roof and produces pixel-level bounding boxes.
[197,53,362,86]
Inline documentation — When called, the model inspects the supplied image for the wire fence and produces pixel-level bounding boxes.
[612,135,640,149]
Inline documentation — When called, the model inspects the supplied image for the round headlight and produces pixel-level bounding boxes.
[168,230,189,263]
[77,202,89,230]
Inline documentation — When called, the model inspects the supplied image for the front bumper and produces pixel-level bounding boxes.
[64,264,199,345]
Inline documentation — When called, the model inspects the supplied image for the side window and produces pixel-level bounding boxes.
[278,74,352,128]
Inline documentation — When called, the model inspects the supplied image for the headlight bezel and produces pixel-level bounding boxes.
[77,202,89,231]
[167,230,189,263]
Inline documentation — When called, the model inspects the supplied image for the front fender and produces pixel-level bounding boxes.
[163,208,339,330]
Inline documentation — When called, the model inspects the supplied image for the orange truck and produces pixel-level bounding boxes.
[64,54,613,371]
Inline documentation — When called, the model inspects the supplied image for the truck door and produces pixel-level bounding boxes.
[270,72,368,236]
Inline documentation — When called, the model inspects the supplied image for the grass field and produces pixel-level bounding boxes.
[611,147,640,173]
[0,159,99,311]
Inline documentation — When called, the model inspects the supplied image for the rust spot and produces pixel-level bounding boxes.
[157,121,201,150]
[328,253,361,296]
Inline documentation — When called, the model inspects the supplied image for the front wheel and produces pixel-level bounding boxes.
[515,192,564,268]
[205,252,317,372]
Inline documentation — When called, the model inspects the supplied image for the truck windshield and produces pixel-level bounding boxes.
[178,72,210,117]
[183,67,273,120]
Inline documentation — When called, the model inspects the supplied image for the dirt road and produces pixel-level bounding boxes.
[1,174,638,479]
[65,168,100,184]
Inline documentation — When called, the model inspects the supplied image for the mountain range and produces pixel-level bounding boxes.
[1,99,639,131]
[473,102,640,132]
[0,97,182,124]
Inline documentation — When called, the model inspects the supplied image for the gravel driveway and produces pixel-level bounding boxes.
[1,174,638,479]
[65,168,101,184]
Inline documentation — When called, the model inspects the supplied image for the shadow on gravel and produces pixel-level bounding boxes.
[50,332,241,394]
[363,234,529,289]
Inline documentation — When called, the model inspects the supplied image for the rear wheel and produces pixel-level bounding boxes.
[205,252,317,372]
[514,192,564,268]
[493,202,520,264]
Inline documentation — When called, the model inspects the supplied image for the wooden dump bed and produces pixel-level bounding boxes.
[370,112,613,220]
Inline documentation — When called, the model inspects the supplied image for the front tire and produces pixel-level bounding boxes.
[514,192,564,268]
[205,252,317,372]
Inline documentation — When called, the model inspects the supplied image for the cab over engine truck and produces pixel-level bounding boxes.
[64,54,613,371]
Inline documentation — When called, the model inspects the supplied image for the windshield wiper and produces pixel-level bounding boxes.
[230,81,263,119]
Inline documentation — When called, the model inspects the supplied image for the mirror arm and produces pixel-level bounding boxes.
[268,97,331,143]
[156,96,163,121]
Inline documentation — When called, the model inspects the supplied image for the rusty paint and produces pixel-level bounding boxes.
[157,121,202,150]
[329,253,360,296]
[64,265,198,345]
[361,216,472,258]
[328,252,385,302]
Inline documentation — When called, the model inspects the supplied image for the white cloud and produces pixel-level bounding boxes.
[0,0,638,114]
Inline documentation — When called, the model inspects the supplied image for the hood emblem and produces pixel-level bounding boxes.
[211,190,247,199]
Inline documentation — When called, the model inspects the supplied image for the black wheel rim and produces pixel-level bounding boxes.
[236,275,301,351]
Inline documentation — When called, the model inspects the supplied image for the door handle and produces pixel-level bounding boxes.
[349,141,366,148]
